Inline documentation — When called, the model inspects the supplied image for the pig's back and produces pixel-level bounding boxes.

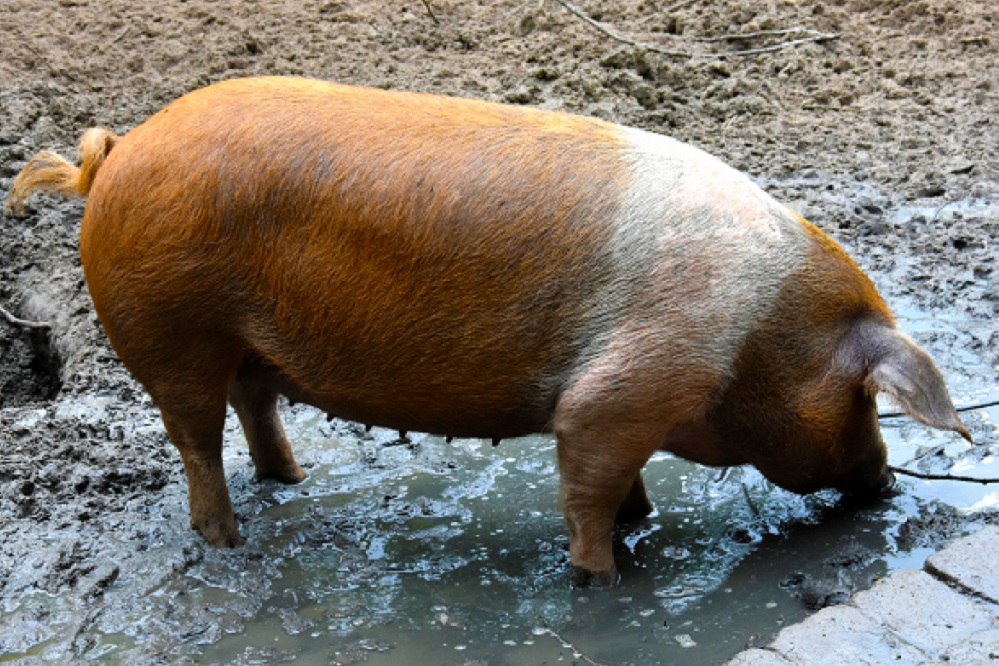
[78,77,812,436]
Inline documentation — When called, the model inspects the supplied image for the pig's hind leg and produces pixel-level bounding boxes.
[228,378,307,485]
[152,379,244,548]
[616,474,654,523]
[121,333,251,547]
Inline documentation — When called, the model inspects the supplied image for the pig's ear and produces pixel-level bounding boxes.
[844,323,972,442]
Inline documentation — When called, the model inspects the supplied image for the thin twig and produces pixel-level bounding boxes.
[19,41,60,78]
[420,0,440,25]
[801,104,860,112]
[696,27,820,42]
[664,0,699,14]
[740,482,760,520]
[111,25,132,44]
[879,399,999,419]
[539,627,608,666]
[717,33,839,58]
[0,305,50,330]
[554,0,837,59]
[553,0,693,58]
[889,465,998,485]
[930,200,956,224]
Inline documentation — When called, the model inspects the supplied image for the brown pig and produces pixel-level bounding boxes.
[9,76,970,586]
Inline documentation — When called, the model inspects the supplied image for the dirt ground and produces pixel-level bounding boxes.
[1,0,997,663]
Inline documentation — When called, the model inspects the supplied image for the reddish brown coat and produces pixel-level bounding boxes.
[9,77,969,586]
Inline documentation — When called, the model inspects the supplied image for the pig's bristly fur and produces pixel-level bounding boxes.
[8,76,968,585]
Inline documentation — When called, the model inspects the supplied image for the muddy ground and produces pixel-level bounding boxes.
[1,0,997,664]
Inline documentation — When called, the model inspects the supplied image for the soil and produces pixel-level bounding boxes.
[1,0,996,664]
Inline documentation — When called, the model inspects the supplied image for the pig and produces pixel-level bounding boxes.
[9,76,970,586]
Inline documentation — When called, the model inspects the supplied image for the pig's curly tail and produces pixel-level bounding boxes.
[8,127,119,214]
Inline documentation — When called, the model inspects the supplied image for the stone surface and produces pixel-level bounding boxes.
[925,525,999,604]
[767,605,928,666]
[725,648,793,666]
[851,569,996,659]
[726,526,999,665]
[944,627,999,665]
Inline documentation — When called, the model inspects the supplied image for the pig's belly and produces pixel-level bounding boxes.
[233,354,559,439]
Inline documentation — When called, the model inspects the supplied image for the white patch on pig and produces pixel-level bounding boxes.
[564,126,812,416]
[628,126,811,369]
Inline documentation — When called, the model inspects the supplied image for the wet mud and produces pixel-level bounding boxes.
[1,0,997,663]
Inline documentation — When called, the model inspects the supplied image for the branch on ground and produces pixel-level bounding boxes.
[889,465,998,485]
[0,305,51,330]
[553,0,839,59]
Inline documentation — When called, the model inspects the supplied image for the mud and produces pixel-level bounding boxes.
[1,0,997,664]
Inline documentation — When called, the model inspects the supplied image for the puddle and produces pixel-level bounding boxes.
[3,301,995,665]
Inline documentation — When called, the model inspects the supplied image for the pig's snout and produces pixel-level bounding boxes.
[878,468,897,493]
[840,467,897,502]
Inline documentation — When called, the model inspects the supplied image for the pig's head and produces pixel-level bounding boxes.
[709,223,971,499]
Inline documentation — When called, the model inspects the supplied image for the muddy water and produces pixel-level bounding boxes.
[6,303,992,665]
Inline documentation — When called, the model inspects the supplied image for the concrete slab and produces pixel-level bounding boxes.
[925,525,999,604]
[724,648,793,666]
[725,526,999,665]
[850,568,996,659]
[766,604,927,666]
[944,627,999,665]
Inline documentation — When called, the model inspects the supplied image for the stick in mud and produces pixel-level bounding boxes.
[553,0,838,59]
[420,0,439,25]
[888,466,999,485]
[0,304,50,330]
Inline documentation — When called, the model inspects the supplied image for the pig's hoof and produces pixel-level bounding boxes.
[570,565,620,588]
[195,520,245,548]
[257,464,307,485]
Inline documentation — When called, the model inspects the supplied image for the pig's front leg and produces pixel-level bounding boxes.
[555,425,657,587]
